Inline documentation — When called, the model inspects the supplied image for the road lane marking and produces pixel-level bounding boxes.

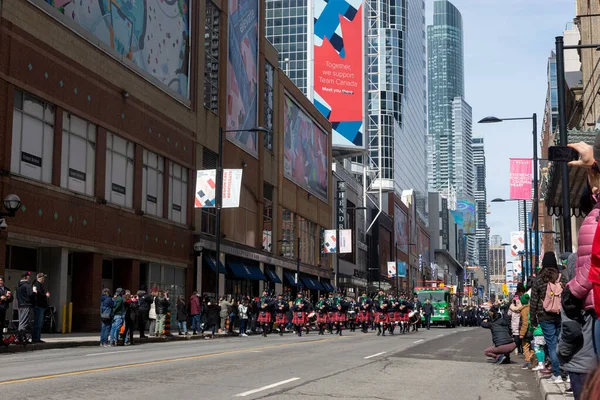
[250,351,263,353]
[413,339,424,343]
[364,352,386,359]
[86,349,140,357]
[234,377,301,397]
[437,334,444,337]
[0,338,336,386]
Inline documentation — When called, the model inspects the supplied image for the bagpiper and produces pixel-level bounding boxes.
[374,290,389,336]
[346,298,358,332]
[326,292,336,334]
[357,292,372,333]
[330,292,346,336]
[274,294,289,336]
[292,292,309,336]
[257,292,273,337]
[398,297,413,334]
[387,295,399,335]
[315,294,329,335]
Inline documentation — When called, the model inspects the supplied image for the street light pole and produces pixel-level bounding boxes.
[532,113,539,272]
[522,200,530,278]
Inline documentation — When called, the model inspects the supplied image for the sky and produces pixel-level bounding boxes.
[426,0,576,252]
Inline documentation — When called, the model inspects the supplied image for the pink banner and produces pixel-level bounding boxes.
[509,158,532,200]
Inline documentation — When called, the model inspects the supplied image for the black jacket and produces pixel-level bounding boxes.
[205,304,220,326]
[481,314,514,346]
[530,268,568,326]
[155,295,170,315]
[33,280,49,308]
[176,300,187,322]
[17,280,35,308]
[138,292,153,313]
[0,285,13,310]
[423,303,434,316]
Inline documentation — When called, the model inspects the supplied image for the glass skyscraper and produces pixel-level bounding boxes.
[427,0,466,194]
[473,137,488,279]
[265,0,428,211]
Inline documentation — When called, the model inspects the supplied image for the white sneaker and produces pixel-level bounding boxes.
[566,376,571,383]
[532,364,545,371]
[242,333,248,337]
[549,375,563,384]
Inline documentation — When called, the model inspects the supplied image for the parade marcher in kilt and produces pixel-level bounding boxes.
[291,292,309,337]
[387,295,399,335]
[257,292,273,337]
[274,294,289,336]
[346,298,358,332]
[412,295,422,332]
[374,290,389,336]
[330,292,347,336]
[326,292,336,334]
[398,298,413,334]
[358,292,372,333]
[303,294,314,334]
[315,294,329,335]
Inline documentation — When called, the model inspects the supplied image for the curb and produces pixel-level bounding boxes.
[536,371,571,400]
[0,332,249,354]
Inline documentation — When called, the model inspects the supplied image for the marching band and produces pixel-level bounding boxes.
[252,289,423,338]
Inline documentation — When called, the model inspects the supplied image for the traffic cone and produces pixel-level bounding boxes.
[163,312,172,336]
[225,316,230,332]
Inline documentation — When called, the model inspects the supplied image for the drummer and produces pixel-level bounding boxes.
[292,292,309,337]
[315,294,329,335]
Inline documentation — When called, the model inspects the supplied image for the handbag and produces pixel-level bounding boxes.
[101,311,112,320]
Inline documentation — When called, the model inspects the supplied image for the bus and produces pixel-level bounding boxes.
[414,287,457,328]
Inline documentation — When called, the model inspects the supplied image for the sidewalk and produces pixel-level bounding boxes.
[535,371,573,400]
[0,330,243,354]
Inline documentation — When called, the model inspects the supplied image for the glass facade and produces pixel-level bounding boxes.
[548,56,558,133]
[473,137,488,279]
[452,97,473,198]
[427,0,465,193]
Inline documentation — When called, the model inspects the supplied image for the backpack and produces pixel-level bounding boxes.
[542,273,563,314]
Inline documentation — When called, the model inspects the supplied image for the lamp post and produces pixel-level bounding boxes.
[490,198,531,278]
[336,206,366,291]
[479,115,539,272]
[215,126,269,301]
[0,194,21,221]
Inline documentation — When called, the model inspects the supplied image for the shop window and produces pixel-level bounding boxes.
[263,184,273,252]
[201,148,217,235]
[106,132,134,208]
[298,217,316,265]
[61,112,96,196]
[281,209,295,258]
[142,149,164,217]
[168,161,188,224]
[204,1,220,114]
[11,90,54,183]
[148,263,186,328]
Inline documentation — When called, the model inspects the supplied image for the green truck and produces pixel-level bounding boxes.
[415,287,457,328]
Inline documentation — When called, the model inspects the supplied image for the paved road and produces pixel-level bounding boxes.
[0,326,539,399]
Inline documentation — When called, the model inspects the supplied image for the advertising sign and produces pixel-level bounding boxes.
[195,169,243,208]
[323,229,337,253]
[510,231,525,257]
[313,0,364,148]
[387,261,397,278]
[509,158,532,200]
[46,0,191,98]
[337,181,347,230]
[397,261,407,278]
[451,200,476,235]
[441,198,449,249]
[339,229,352,253]
[394,205,409,253]
[227,0,259,156]
[283,96,329,201]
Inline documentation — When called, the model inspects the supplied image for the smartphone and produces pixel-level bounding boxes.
[548,146,579,162]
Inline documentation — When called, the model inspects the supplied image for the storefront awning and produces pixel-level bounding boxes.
[206,258,227,274]
[321,281,335,292]
[301,276,324,291]
[265,269,282,283]
[283,271,301,287]
[227,261,266,280]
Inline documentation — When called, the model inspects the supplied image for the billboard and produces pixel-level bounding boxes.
[46,0,190,98]
[227,0,259,156]
[397,261,407,278]
[283,96,329,201]
[339,229,352,253]
[323,229,337,253]
[194,169,243,208]
[312,0,364,148]
[387,262,397,278]
[509,158,532,200]
[394,205,409,253]
[452,200,476,235]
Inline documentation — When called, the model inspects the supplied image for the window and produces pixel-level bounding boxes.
[168,161,188,224]
[298,217,316,265]
[61,112,96,196]
[204,1,220,113]
[232,187,257,246]
[11,90,54,183]
[264,63,274,151]
[201,148,217,235]
[263,184,274,252]
[105,132,134,208]
[281,209,295,258]
[142,149,164,217]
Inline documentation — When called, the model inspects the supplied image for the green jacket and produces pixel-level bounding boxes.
[113,296,124,316]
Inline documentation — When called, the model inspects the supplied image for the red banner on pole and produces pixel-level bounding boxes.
[509,158,532,200]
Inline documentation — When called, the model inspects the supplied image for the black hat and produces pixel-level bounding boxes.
[541,251,558,269]
[21,271,31,278]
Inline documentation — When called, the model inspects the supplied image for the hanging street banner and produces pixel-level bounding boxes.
[339,229,352,253]
[509,158,532,200]
[323,229,337,253]
[397,261,407,278]
[387,261,397,278]
[510,231,525,257]
[195,169,243,208]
